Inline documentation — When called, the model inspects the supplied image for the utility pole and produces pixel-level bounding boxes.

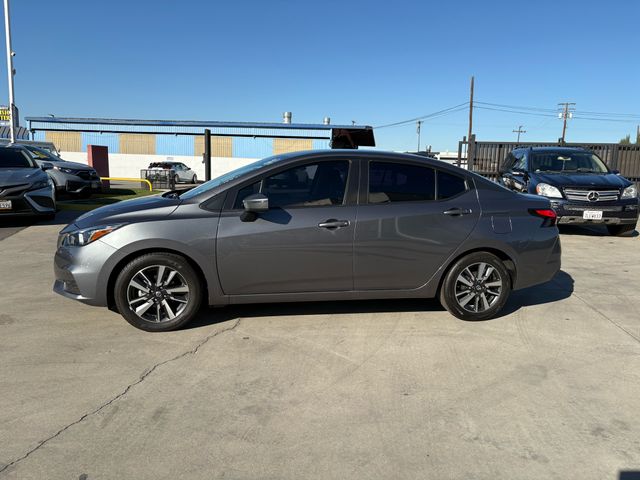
[416,120,422,152]
[467,76,474,144]
[3,0,16,143]
[558,102,575,144]
[513,125,526,143]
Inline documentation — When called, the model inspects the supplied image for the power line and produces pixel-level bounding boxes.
[513,125,526,142]
[474,105,557,118]
[374,102,469,129]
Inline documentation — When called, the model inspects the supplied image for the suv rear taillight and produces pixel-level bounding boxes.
[529,208,557,227]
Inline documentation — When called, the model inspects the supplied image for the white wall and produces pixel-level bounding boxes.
[59,152,258,182]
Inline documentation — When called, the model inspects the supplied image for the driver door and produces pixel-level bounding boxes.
[216,158,358,295]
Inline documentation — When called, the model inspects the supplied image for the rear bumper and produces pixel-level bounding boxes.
[550,198,639,225]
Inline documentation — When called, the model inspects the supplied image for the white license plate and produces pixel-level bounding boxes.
[583,210,603,220]
[0,200,11,210]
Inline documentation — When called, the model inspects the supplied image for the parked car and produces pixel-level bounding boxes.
[499,146,639,235]
[0,145,56,218]
[147,161,197,184]
[22,145,102,197]
[54,150,561,331]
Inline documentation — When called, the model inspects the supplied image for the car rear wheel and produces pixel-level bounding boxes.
[440,252,511,321]
[606,224,636,236]
[114,253,202,331]
[191,174,197,184]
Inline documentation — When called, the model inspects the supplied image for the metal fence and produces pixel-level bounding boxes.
[457,136,640,186]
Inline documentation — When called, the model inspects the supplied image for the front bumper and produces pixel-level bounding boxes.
[53,237,117,306]
[0,184,56,217]
[61,177,103,194]
[549,198,639,225]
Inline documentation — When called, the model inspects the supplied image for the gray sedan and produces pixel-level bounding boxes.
[54,150,561,331]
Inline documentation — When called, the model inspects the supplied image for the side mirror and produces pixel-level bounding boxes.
[41,162,53,171]
[612,169,620,175]
[241,193,268,222]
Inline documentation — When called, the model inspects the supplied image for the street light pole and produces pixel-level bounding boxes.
[3,0,16,143]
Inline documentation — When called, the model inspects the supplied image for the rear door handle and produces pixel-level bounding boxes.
[443,208,472,216]
[318,219,350,229]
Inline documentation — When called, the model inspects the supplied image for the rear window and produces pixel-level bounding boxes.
[0,149,35,169]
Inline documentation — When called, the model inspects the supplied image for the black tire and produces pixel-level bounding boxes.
[173,174,180,185]
[114,252,203,332]
[439,252,511,321]
[191,174,197,184]
[606,223,636,236]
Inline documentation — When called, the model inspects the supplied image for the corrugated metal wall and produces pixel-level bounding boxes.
[34,123,330,158]
[273,138,313,155]
[45,131,81,152]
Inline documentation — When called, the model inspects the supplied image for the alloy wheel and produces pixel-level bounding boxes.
[454,262,503,313]
[127,265,190,323]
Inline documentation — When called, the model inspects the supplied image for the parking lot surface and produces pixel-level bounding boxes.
[0,220,638,479]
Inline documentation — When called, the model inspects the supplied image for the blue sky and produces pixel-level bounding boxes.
[2,0,639,151]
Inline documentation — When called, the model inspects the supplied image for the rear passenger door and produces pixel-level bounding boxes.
[354,159,480,290]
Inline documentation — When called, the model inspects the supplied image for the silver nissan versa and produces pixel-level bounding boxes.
[54,150,561,331]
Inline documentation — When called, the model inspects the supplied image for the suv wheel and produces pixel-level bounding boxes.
[114,253,202,331]
[606,224,636,236]
[440,252,511,321]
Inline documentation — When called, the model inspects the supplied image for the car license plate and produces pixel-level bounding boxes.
[583,210,603,220]
[0,200,11,210]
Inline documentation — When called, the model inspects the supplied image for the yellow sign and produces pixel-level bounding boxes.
[0,106,9,122]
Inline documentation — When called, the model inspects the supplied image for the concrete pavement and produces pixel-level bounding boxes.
[0,222,638,479]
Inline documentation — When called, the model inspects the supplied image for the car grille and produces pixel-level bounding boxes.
[563,188,620,202]
[563,204,623,212]
[0,183,30,198]
[76,170,99,180]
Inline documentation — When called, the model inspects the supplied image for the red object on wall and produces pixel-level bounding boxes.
[87,145,109,189]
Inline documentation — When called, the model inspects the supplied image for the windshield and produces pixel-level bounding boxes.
[0,149,37,168]
[25,145,60,161]
[530,151,609,173]
[179,155,284,199]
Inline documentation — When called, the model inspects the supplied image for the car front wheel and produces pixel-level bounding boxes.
[440,252,511,321]
[114,253,202,331]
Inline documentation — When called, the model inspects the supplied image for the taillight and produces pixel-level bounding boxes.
[529,208,557,226]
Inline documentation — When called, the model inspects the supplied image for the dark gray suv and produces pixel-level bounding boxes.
[54,150,561,331]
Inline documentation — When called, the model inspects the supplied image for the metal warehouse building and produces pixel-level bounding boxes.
[24,116,375,180]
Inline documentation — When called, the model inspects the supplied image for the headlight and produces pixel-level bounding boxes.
[61,224,124,247]
[29,179,51,190]
[535,183,563,198]
[54,166,75,174]
[621,185,638,199]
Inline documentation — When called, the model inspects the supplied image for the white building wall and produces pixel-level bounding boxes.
[59,152,258,182]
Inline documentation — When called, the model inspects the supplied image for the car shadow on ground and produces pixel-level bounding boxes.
[559,224,638,237]
[186,269,575,330]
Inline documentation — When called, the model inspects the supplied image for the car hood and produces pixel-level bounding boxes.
[36,159,95,171]
[0,168,46,186]
[532,172,631,189]
[72,194,181,229]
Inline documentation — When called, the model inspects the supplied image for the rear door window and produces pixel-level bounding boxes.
[437,170,467,199]
[368,162,435,203]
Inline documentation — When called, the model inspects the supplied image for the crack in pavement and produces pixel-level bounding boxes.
[573,293,640,344]
[0,318,242,476]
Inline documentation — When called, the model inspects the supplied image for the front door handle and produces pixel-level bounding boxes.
[443,208,472,216]
[318,219,350,229]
